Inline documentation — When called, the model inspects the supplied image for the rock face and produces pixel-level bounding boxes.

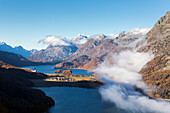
[0,42,37,58]
[137,11,170,55]
[138,11,170,99]
[28,45,78,62]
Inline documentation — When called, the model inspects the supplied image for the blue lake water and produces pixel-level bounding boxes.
[22,64,94,75]
[37,87,129,113]
[22,65,130,113]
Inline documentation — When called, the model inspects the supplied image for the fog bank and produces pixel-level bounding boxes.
[94,51,170,113]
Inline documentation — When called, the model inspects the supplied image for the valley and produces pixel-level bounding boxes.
[0,9,169,113]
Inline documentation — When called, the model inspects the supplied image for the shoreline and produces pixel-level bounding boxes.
[30,79,104,89]
[27,65,170,101]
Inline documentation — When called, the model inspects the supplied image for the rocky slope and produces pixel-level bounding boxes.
[68,34,108,60]
[138,11,170,99]
[54,55,104,70]
[137,12,170,55]
[0,42,37,58]
[28,45,78,62]
[55,29,149,70]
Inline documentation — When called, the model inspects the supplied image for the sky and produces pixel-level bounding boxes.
[0,0,169,50]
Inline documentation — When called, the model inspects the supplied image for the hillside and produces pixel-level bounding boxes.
[0,50,39,66]
[0,61,54,113]
[0,50,60,67]
[138,11,170,99]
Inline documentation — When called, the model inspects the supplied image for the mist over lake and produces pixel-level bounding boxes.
[28,65,140,113]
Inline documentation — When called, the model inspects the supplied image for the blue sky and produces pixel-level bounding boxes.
[0,0,169,50]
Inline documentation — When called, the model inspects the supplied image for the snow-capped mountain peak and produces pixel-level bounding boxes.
[124,28,150,35]
[105,34,119,39]
[114,28,151,46]
[72,34,90,45]
[0,42,7,45]
[94,34,106,40]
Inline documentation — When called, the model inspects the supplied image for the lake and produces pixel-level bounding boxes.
[22,65,130,113]
[37,87,129,113]
[22,64,94,75]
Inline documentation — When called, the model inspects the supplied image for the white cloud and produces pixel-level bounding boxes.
[39,36,73,46]
[95,51,153,84]
[94,51,170,113]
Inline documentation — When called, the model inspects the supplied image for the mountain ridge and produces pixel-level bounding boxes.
[0,42,37,58]
[54,28,149,70]
[138,11,170,99]
[28,45,78,62]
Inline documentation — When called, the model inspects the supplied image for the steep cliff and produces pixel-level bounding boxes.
[138,11,170,99]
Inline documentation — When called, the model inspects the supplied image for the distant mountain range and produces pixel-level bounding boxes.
[0,42,37,58]
[54,28,150,70]
[0,27,151,65]
[28,45,78,62]
[28,28,149,63]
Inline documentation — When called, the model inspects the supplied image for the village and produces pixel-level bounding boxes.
[44,69,99,82]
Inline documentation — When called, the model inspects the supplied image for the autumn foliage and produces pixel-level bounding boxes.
[139,54,170,99]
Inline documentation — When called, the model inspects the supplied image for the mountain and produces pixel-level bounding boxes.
[57,11,170,99]
[32,34,117,64]
[69,30,150,60]
[71,34,91,46]
[28,48,37,54]
[54,28,149,70]
[28,45,78,62]
[114,28,150,45]
[68,34,108,60]
[0,42,37,58]
[0,50,48,67]
[138,11,170,99]
[71,33,118,47]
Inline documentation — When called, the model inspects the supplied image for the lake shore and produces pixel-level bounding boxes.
[30,79,104,89]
